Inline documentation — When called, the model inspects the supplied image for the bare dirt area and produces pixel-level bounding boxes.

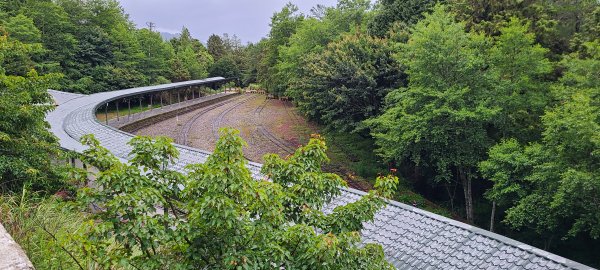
[135,94,312,163]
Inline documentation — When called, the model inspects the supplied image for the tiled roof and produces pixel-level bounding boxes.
[46,79,595,270]
[47,89,86,105]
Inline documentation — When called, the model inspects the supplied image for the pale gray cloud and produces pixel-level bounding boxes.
[118,0,339,44]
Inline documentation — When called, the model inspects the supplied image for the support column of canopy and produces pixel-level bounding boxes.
[104,103,108,125]
[127,98,131,120]
[138,96,143,119]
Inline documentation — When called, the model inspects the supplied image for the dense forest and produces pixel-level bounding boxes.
[0,0,251,93]
[0,0,599,268]
[249,0,600,266]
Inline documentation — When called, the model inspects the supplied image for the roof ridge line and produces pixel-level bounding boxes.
[339,187,593,270]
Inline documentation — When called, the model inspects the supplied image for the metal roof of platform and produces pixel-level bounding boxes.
[46,78,595,270]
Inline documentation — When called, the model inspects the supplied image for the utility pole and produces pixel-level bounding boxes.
[146,22,156,31]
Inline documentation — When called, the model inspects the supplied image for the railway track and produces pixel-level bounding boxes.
[211,94,259,139]
[283,100,303,126]
[253,99,296,154]
[176,95,250,145]
[277,100,370,191]
[175,94,297,159]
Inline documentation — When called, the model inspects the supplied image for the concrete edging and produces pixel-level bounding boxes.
[0,223,34,270]
[118,93,239,133]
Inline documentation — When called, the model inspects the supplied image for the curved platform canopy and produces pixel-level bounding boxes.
[46,78,594,270]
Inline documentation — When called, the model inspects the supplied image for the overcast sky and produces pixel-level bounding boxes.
[118,0,339,44]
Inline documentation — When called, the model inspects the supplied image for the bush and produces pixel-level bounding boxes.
[394,190,452,217]
[71,129,399,269]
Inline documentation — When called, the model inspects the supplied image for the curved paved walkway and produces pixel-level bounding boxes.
[45,79,594,270]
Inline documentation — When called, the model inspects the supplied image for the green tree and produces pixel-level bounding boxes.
[170,27,210,56]
[20,0,175,91]
[136,29,175,84]
[558,40,600,92]
[240,40,266,86]
[278,0,371,100]
[74,26,114,67]
[110,22,144,68]
[220,33,246,78]
[75,129,398,269]
[488,18,552,143]
[84,0,129,31]
[480,91,599,240]
[4,14,41,43]
[570,5,600,54]
[293,31,403,132]
[448,0,599,56]
[89,65,147,92]
[20,0,77,75]
[170,27,213,81]
[0,27,44,76]
[207,33,227,61]
[276,18,333,94]
[209,55,240,79]
[4,0,222,92]
[169,57,191,82]
[0,33,64,192]
[481,40,600,240]
[107,22,147,89]
[259,3,304,96]
[368,0,438,37]
[367,5,497,223]
[176,46,210,80]
[0,0,25,16]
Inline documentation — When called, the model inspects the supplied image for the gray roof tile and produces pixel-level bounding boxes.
[46,79,596,270]
[48,89,85,105]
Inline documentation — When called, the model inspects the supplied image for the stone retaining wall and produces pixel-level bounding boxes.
[0,223,34,269]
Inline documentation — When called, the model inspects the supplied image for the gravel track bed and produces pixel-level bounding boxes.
[136,94,311,163]
[134,95,250,147]
[213,95,293,162]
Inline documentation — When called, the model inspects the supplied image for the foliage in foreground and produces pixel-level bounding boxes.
[69,128,397,269]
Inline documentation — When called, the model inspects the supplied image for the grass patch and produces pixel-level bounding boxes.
[292,124,453,216]
[322,131,452,216]
[322,131,387,181]
[394,191,453,217]
[291,124,385,183]
[0,191,88,269]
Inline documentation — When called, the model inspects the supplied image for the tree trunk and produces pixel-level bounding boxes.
[489,201,496,232]
[544,235,554,250]
[444,184,455,211]
[414,165,421,183]
[459,168,474,223]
